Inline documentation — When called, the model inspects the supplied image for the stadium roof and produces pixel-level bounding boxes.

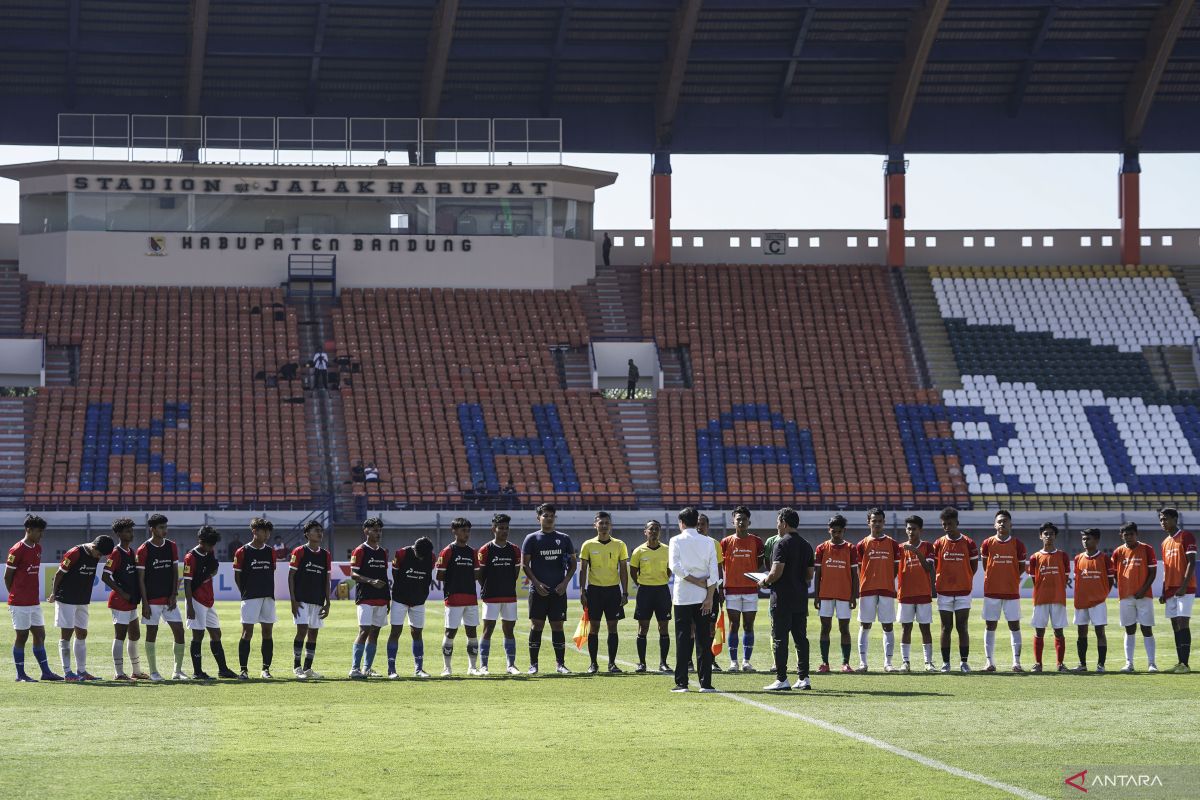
[1,0,1199,155]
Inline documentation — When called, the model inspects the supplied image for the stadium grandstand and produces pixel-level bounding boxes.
[1,3,1199,799]
[1,0,1200,555]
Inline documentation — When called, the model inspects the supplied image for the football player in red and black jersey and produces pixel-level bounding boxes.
[6,515,60,681]
[436,518,481,676]
[102,517,148,680]
[289,520,333,679]
[476,514,522,675]
[183,526,236,679]
[234,518,278,679]
[50,534,116,680]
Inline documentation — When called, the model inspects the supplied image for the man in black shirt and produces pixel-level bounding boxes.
[51,534,116,681]
[476,514,523,675]
[759,508,815,691]
[386,537,436,679]
[289,520,333,679]
[234,518,278,679]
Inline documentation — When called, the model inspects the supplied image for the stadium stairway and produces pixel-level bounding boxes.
[295,296,345,518]
[555,346,593,390]
[889,267,933,388]
[43,346,76,387]
[578,264,644,339]
[0,398,30,506]
[0,263,28,334]
[903,267,963,390]
[605,399,661,505]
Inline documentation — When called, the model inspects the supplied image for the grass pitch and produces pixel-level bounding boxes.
[0,599,1195,800]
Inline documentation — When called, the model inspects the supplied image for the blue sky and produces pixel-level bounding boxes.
[2,145,1198,231]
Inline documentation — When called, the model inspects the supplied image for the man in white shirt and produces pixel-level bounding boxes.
[311,350,329,390]
[668,507,719,693]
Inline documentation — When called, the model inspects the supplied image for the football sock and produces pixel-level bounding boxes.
[659,634,670,664]
[303,642,316,671]
[211,641,229,672]
[387,640,399,672]
[607,632,618,665]
[128,639,142,674]
[238,639,251,671]
[262,639,273,670]
[190,640,203,673]
[587,633,599,665]
[32,645,50,676]
[58,640,71,672]
[923,643,933,664]
[1033,635,1044,665]
[1097,643,1107,668]
[528,629,542,666]
[73,640,86,674]
[728,632,740,664]
[636,634,647,664]
[819,638,830,665]
[466,638,479,670]
[940,644,951,665]
[743,631,755,663]
[883,630,895,664]
[1124,633,1135,664]
[442,636,454,671]
[958,639,969,663]
[901,642,911,662]
[1053,634,1065,666]
[984,629,996,663]
[551,630,566,666]
[172,642,185,673]
[1145,635,1156,665]
[1077,636,1088,666]
[857,627,868,664]
[480,638,491,668]
[1182,628,1191,665]
[294,636,304,669]
[351,642,364,670]
[412,639,424,672]
[1010,630,1022,662]
[12,646,26,678]
[363,643,376,670]
[112,640,124,675]
[841,641,851,665]
[145,642,158,674]
[503,638,516,667]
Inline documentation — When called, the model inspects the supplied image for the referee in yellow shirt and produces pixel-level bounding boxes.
[630,520,672,673]
[579,511,630,674]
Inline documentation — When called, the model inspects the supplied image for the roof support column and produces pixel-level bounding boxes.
[652,152,672,266]
[1119,151,1141,266]
[885,153,907,268]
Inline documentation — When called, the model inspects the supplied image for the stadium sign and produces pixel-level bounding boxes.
[73,176,549,197]
[176,235,472,253]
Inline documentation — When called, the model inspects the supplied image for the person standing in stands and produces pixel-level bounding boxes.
[625,359,640,400]
[311,348,329,390]
[602,232,612,267]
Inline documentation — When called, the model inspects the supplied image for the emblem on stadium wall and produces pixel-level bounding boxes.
[146,236,166,256]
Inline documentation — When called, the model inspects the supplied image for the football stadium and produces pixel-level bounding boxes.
[1,1,1199,799]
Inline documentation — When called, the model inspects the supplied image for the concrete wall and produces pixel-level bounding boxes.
[0,224,17,261]
[599,228,1200,267]
[19,230,597,290]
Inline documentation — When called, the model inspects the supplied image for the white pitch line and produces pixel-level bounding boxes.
[713,688,1051,800]
[582,643,1050,800]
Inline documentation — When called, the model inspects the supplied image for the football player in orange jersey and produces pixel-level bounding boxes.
[1072,528,1114,672]
[980,509,1026,672]
[813,515,858,673]
[1028,522,1071,672]
[1157,508,1196,673]
[1113,522,1158,673]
